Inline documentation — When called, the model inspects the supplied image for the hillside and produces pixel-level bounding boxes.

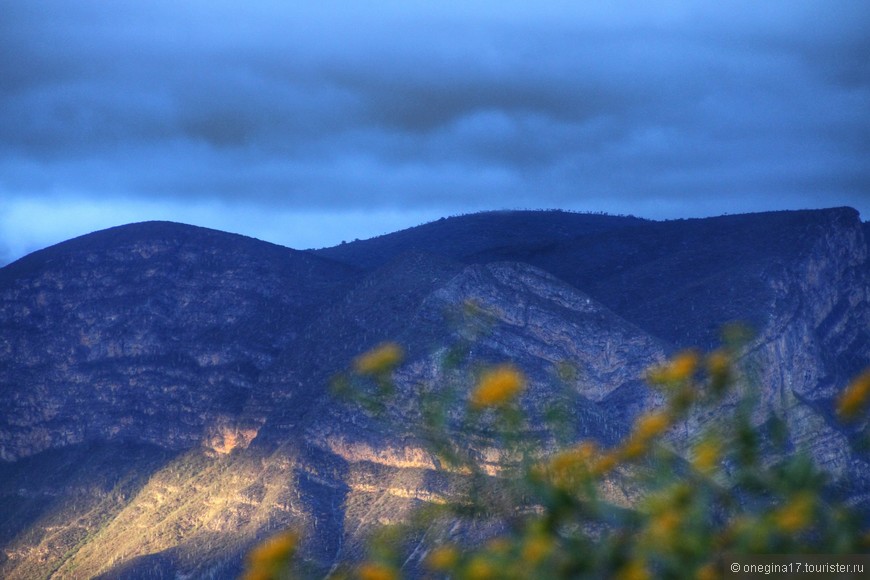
[0,208,867,578]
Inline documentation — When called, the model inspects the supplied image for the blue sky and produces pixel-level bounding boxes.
[1,1,868,264]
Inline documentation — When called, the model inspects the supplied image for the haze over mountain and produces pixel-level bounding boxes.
[0,208,868,578]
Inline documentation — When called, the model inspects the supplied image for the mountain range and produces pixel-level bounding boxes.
[1,207,868,578]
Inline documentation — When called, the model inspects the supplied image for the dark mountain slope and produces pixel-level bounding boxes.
[516,208,864,348]
[0,221,357,460]
[319,208,866,352]
[251,250,467,439]
[314,210,647,269]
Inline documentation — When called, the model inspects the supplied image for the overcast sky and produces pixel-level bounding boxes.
[1,1,868,264]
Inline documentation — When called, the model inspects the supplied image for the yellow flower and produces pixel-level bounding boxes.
[549,441,598,485]
[773,492,815,533]
[617,559,651,580]
[633,411,670,440]
[692,439,721,473]
[521,534,553,564]
[706,349,732,395]
[353,343,404,376]
[648,350,699,384]
[244,530,298,580]
[706,350,730,378]
[621,411,670,460]
[620,438,648,460]
[593,451,619,475]
[426,545,459,571]
[357,561,398,580]
[470,365,526,409]
[485,537,511,554]
[647,511,681,544]
[837,369,870,420]
[671,350,699,379]
[465,556,497,580]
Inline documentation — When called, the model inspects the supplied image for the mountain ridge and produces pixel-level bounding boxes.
[0,207,867,578]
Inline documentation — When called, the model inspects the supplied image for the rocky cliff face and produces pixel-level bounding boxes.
[747,210,870,488]
[0,209,867,578]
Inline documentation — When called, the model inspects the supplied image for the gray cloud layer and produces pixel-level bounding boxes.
[1,1,868,261]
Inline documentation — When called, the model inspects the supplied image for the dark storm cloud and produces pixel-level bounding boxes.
[0,0,868,217]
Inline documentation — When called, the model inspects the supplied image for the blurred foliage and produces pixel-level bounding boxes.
[246,328,870,579]
[243,530,299,580]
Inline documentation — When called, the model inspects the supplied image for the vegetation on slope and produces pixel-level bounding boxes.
[246,328,870,579]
